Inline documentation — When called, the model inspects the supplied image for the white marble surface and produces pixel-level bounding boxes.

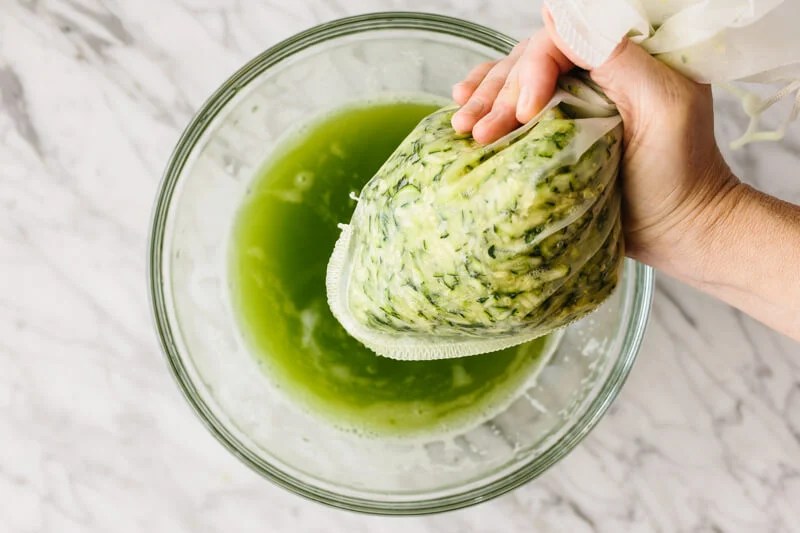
[2,0,800,531]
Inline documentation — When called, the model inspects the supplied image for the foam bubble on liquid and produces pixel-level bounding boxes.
[294,170,314,191]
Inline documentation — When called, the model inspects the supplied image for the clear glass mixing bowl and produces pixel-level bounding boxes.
[149,12,654,514]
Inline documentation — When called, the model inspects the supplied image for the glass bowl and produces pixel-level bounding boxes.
[149,12,654,515]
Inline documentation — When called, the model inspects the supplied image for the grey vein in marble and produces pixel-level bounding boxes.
[1,1,799,532]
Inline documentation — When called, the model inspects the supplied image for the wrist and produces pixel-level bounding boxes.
[685,180,756,288]
[632,158,743,281]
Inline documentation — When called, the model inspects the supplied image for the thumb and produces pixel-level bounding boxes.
[542,6,689,126]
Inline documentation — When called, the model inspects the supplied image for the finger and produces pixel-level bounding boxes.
[542,6,590,69]
[451,58,514,133]
[451,42,527,133]
[452,60,497,105]
[472,65,523,144]
[515,29,574,123]
[544,5,683,121]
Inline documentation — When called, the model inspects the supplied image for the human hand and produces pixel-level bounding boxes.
[450,7,740,274]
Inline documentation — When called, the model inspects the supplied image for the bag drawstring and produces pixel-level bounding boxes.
[726,79,800,149]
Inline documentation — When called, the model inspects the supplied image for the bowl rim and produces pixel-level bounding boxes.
[148,11,655,515]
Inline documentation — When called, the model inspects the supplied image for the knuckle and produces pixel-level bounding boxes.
[492,100,516,115]
[501,76,517,92]
[465,97,486,113]
[471,60,496,75]
[483,74,507,88]
[465,62,496,83]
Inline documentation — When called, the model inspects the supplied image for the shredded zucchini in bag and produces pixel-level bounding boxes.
[327,75,624,360]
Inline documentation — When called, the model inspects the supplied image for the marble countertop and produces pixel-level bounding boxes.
[3,1,799,531]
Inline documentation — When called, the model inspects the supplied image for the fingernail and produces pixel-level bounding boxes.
[463,99,484,116]
[518,86,532,114]
[451,111,471,132]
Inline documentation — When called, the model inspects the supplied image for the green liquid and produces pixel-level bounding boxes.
[230,97,553,436]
